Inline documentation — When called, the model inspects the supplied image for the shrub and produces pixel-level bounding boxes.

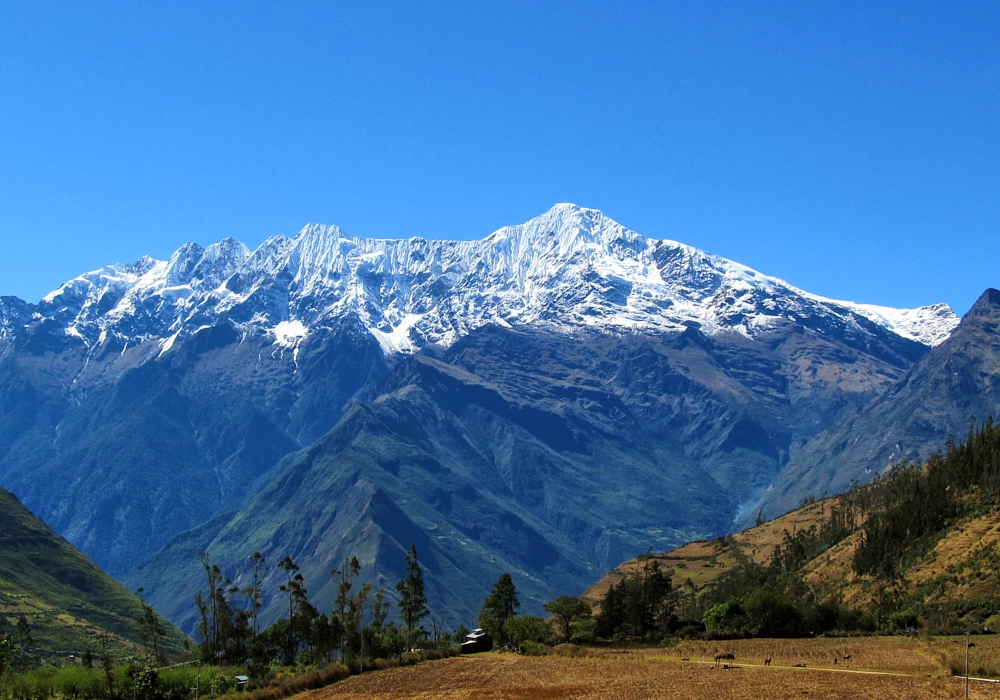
[887,609,920,633]
[518,641,547,656]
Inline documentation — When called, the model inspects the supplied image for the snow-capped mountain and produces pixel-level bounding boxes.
[6,204,957,356]
[3,205,988,632]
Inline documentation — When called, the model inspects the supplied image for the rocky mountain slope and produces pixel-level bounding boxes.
[0,204,961,630]
[127,311,955,632]
[749,287,1000,525]
[0,487,186,659]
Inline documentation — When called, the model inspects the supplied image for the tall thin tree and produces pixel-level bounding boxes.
[395,545,429,648]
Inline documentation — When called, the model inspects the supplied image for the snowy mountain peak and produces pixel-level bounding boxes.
[3,205,959,354]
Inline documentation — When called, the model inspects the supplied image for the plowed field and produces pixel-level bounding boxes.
[297,648,1000,700]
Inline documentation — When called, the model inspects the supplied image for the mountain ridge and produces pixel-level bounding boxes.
[2,205,957,356]
[749,287,1000,525]
[0,205,973,633]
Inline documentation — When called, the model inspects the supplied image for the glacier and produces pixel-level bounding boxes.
[1,204,959,353]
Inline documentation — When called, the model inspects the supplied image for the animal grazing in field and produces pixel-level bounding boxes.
[763,656,772,666]
[714,652,736,669]
[843,654,852,662]
[834,657,838,664]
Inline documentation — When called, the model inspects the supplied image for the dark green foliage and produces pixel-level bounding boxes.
[769,501,857,572]
[277,556,317,665]
[332,556,370,665]
[543,596,591,643]
[479,573,520,648]
[887,608,920,632]
[675,418,1000,639]
[244,552,268,637]
[595,551,676,641]
[182,543,459,676]
[742,588,805,637]
[691,523,862,638]
[853,417,1000,580]
[196,552,254,665]
[503,616,553,648]
[136,590,167,666]
[449,624,469,644]
[0,619,17,681]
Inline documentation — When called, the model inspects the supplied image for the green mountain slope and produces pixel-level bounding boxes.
[0,487,187,660]
[0,320,387,578]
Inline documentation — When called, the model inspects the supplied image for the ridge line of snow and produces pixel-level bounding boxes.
[5,204,960,353]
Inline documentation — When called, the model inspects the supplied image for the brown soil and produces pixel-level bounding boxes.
[297,641,1000,700]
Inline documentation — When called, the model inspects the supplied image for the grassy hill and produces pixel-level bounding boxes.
[0,487,188,661]
[586,416,1000,634]
[582,498,835,606]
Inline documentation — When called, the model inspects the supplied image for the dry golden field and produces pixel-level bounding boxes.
[297,638,1000,700]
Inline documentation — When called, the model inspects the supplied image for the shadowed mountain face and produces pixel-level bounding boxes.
[752,288,1000,526]
[127,321,927,633]
[0,320,388,577]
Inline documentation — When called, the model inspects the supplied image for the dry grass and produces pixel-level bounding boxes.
[216,650,459,700]
[582,498,838,605]
[586,496,1000,621]
[908,510,1000,598]
[671,636,942,674]
[801,508,1000,610]
[295,647,996,700]
[932,636,1000,678]
[730,499,838,565]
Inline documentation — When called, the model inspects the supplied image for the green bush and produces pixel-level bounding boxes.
[4,669,55,700]
[887,608,920,632]
[703,598,747,636]
[503,617,553,648]
[51,667,104,700]
[569,618,596,644]
[743,588,805,637]
[517,641,547,656]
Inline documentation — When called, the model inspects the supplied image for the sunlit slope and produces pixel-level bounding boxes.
[0,487,187,659]
[589,484,1000,629]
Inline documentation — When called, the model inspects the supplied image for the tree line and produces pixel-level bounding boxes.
[10,418,1000,698]
[184,544,445,684]
[649,416,1000,640]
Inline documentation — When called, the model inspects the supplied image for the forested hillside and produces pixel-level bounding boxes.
[587,416,1000,638]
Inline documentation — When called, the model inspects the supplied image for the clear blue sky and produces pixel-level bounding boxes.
[1,2,997,314]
